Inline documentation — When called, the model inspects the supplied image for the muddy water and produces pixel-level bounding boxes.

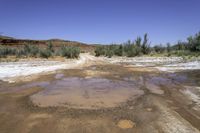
[30,77,144,109]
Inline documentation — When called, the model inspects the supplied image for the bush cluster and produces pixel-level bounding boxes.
[0,46,17,57]
[0,43,80,59]
[58,46,80,58]
[39,49,52,58]
[94,45,123,58]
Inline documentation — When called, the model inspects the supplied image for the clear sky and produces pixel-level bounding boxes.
[0,0,200,44]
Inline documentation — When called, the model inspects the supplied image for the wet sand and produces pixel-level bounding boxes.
[0,55,200,133]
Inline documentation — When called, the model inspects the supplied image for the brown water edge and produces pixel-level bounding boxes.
[0,64,200,133]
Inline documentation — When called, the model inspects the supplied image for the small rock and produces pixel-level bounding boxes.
[146,108,152,112]
[117,119,136,129]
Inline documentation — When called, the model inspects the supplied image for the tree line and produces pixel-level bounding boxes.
[95,32,200,57]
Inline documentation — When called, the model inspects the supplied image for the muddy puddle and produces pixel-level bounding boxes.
[30,77,144,109]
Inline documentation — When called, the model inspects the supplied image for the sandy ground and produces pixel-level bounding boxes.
[0,54,200,133]
[1,54,200,83]
[0,53,96,83]
[157,61,200,72]
[103,56,200,72]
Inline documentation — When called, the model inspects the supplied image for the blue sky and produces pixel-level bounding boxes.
[0,0,200,44]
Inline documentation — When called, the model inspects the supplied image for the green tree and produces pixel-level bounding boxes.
[47,42,54,52]
[94,46,106,56]
[187,32,200,51]
[114,45,123,56]
[135,37,142,47]
[167,43,171,53]
[142,33,150,54]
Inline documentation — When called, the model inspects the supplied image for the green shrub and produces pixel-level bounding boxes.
[0,46,17,57]
[114,45,123,56]
[106,49,114,58]
[47,42,54,52]
[59,46,80,58]
[30,46,39,57]
[16,49,26,58]
[154,45,165,53]
[24,44,39,57]
[95,46,106,56]
[39,49,52,58]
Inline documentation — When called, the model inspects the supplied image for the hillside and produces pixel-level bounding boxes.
[0,35,14,40]
[0,36,95,52]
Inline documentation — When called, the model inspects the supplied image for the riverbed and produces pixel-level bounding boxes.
[0,55,200,133]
